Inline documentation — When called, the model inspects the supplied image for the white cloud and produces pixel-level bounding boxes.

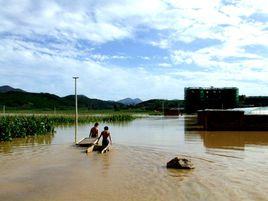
[1,0,267,50]
[158,63,172,68]
[150,40,170,49]
[1,0,268,99]
[89,54,129,62]
[1,0,267,45]
[0,0,132,43]
[0,38,186,99]
[171,43,267,71]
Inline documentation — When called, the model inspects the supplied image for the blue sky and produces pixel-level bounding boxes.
[0,0,268,100]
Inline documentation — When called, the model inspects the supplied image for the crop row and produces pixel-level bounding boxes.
[48,114,135,125]
[0,114,135,141]
[0,116,54,141]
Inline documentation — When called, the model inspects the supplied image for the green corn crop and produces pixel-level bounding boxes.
[0,114,135,141]
[0,116,54,141]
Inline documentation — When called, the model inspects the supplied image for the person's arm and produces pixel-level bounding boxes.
[96,132,102,144]
[109,133,112,145]
[89,128,92,138]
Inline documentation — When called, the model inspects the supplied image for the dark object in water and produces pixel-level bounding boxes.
[166,157,194,169]
[86,143,111,153]
[100,143,110,154]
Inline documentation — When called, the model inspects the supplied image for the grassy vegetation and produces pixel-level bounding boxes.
[0,116,54,141]
[0,114,136,141]
[46,114,135,125]
[1,108,162,115]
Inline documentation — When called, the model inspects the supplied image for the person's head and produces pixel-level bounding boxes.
[104,126,109,131]
[94,122,99,127]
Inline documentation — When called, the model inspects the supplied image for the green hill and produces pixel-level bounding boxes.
[0,91,123,110]
[0,85,25,93]
[135,99,184,110]
[0,86,184,112]
[62,95,123,109]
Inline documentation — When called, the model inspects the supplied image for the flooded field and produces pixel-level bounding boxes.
[1,116,268,201]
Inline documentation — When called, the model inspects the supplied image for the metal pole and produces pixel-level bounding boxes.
[178,102,180,116]
[73,77,79,143]
[3,105,5,114]
[162,101,164,116]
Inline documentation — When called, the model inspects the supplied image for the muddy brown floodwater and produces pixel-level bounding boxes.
[1,116,268,201]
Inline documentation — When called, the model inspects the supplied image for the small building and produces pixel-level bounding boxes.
[184,87,239,113]
[197,109,268,131]
[164,108,183,116]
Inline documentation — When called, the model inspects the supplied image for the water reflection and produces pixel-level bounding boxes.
[184,115,203,131]
[184,116,268,149]
[199,131,268,149]
[1,116,268,201]
[0,134,54,154]
[1,116,268,154]
[85,148,113,177]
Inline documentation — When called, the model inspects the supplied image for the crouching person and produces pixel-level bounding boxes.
[96,126,112,153]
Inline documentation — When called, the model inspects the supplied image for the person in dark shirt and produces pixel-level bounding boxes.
[96,126,112,148]
[89,122,99,138]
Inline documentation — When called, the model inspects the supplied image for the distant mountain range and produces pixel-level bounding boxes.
[118,98,142,105]
[0,85,184,110]
[0,85,123,109]
[2,86,268,112]
[0,85,25,93]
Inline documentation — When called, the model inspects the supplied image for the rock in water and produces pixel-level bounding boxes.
[166,157,194,169]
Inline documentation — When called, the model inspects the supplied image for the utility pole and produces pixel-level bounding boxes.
[178,102,180,116]
[162,101,164,116]
[73,76,79,143]
[3,105,5,115]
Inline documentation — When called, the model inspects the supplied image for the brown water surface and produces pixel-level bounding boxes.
[1,116,268,201]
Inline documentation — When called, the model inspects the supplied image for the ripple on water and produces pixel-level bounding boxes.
[1,116,268,201]
[1,143,268,201]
